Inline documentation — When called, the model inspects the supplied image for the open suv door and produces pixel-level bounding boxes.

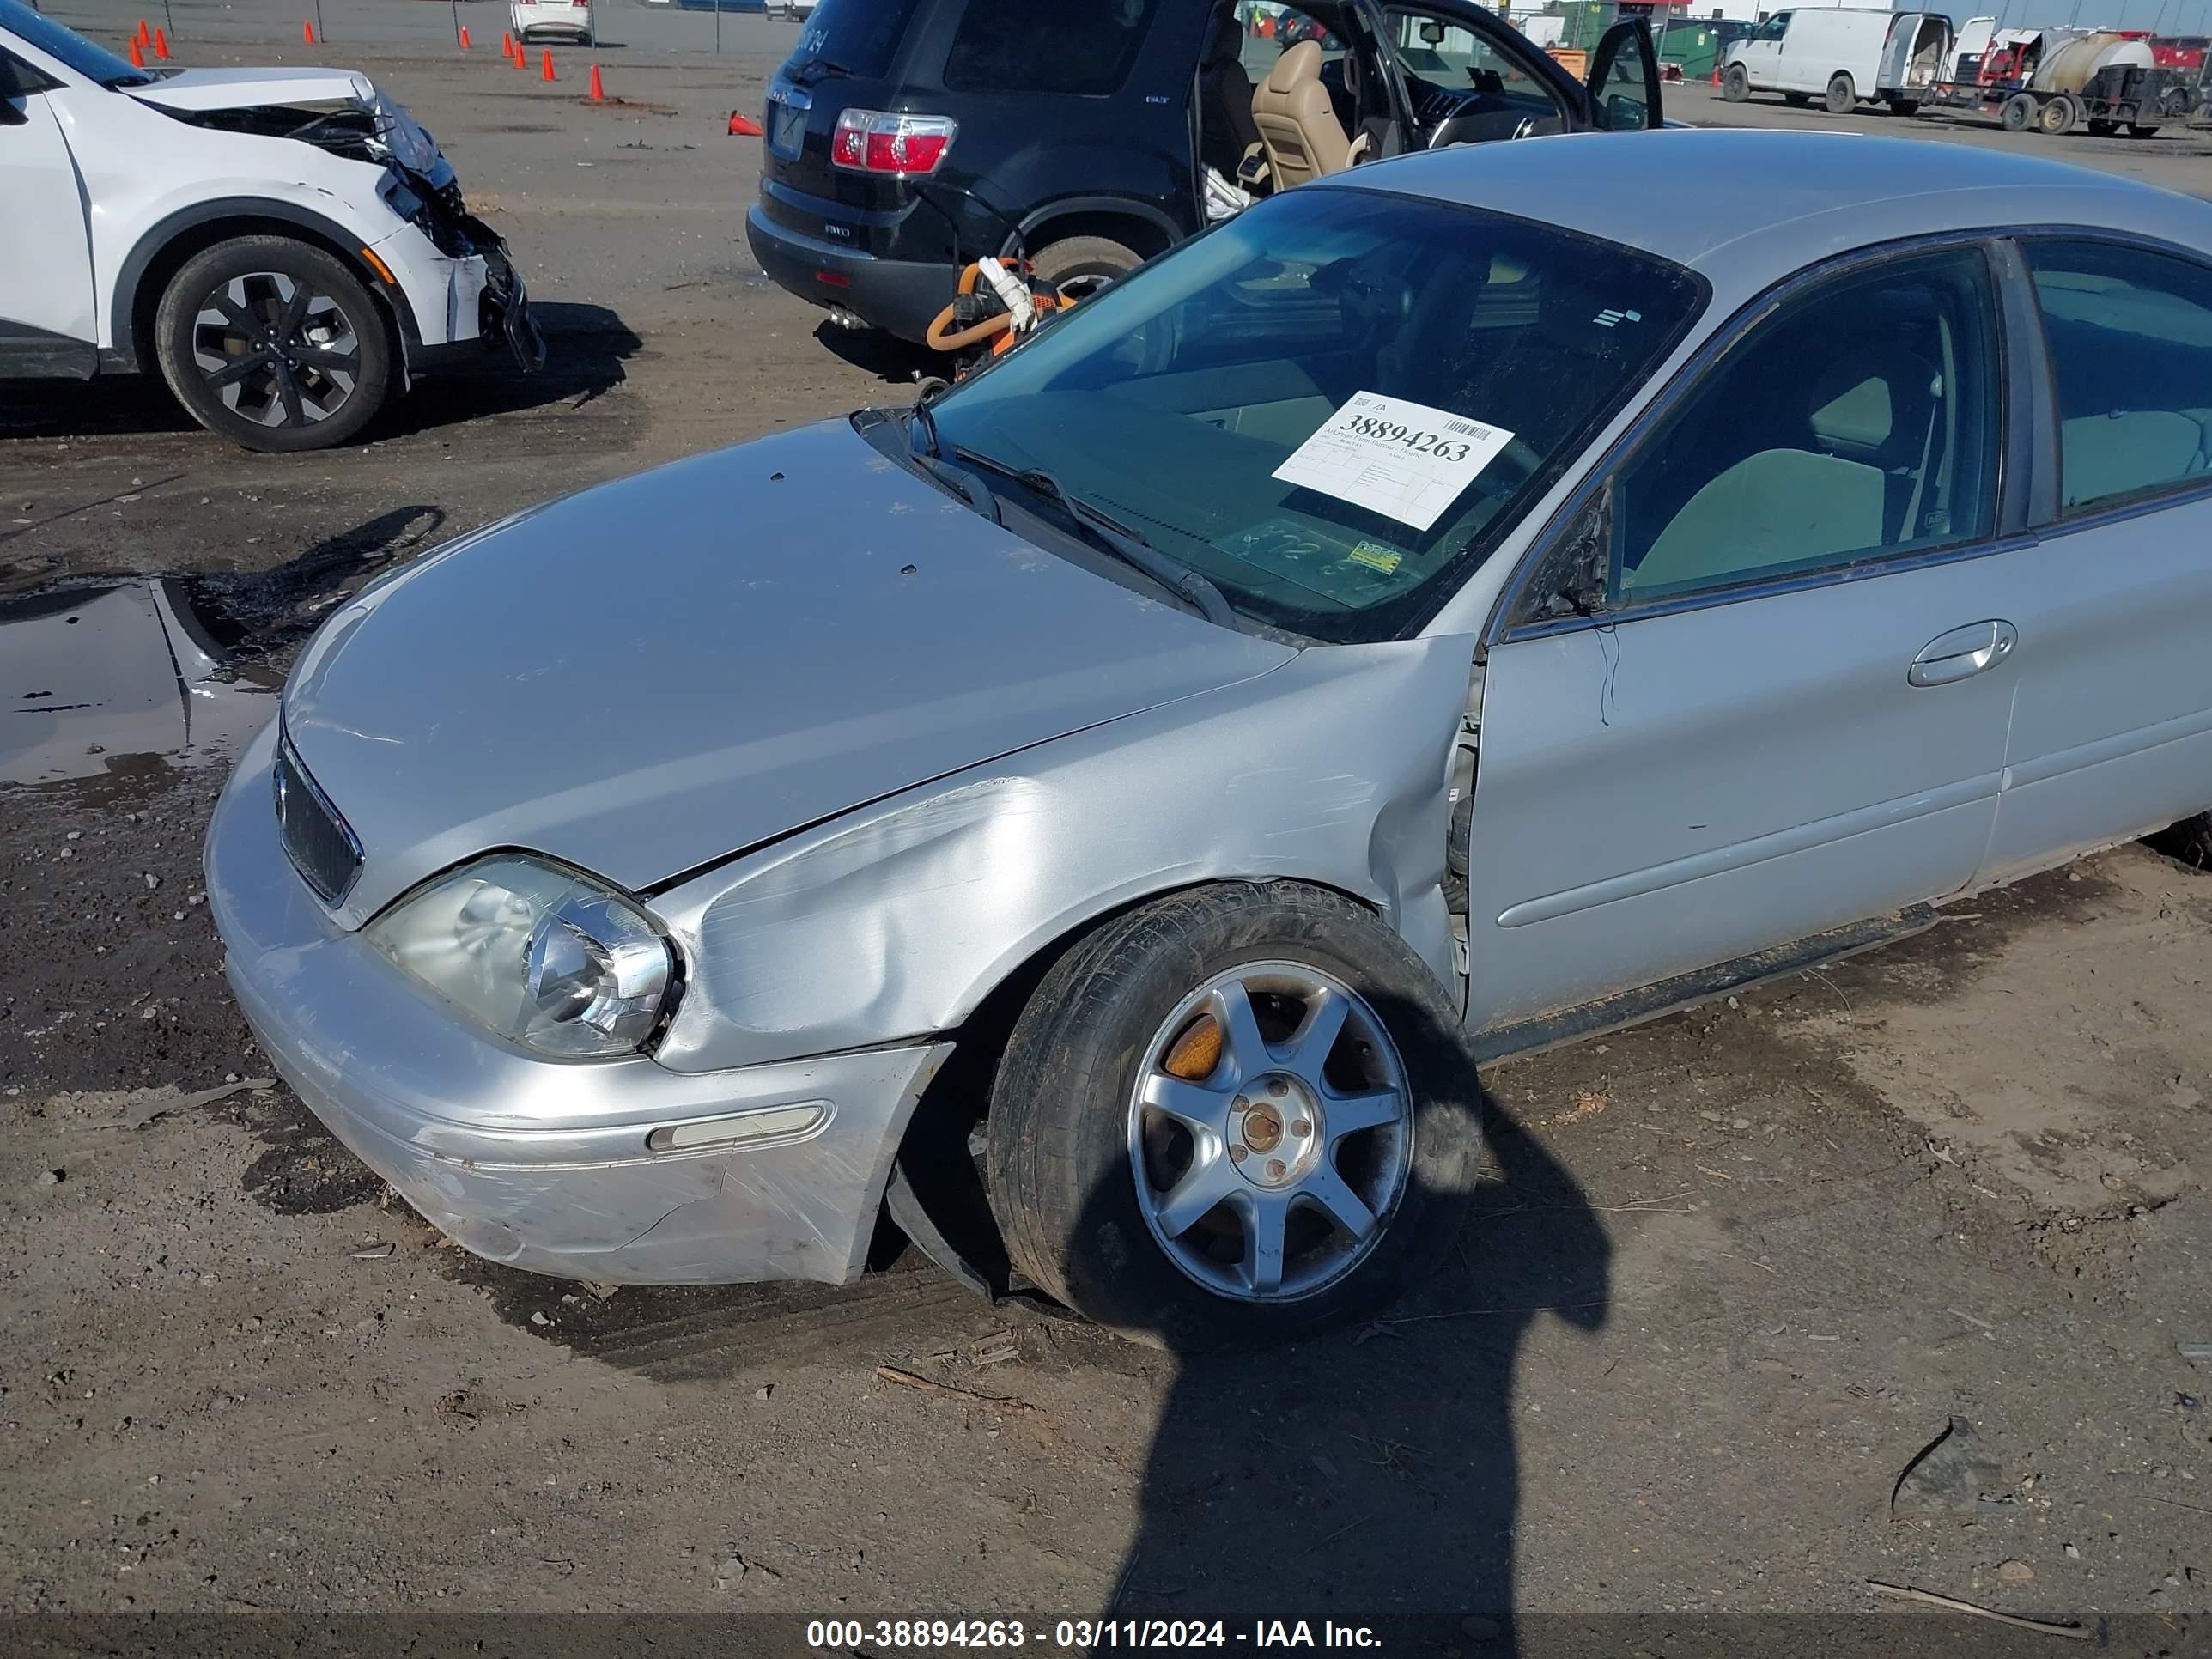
[1358,1,1662,154]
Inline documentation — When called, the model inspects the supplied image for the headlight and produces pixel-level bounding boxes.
[364,856,676,1059]
[352,77,441,176]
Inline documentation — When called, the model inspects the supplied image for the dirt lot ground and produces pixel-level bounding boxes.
[4,8,2212,1653]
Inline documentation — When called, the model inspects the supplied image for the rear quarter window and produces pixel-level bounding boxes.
[943,0,1163,95]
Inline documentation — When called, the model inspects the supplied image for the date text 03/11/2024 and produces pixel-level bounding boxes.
[804,1620,1385,1650]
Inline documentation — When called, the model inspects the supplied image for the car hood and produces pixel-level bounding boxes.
[283,420,1297,926]
[131,67,375,112]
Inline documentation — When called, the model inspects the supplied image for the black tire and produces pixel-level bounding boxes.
[1027,234,1141,305]
[154,235,392,453]
[1825,72,1855,115]
[2151,812,2212,869]
[2000,92,2037,131]
[2087,118,2119,137]
[1782,89,1809,106]
[2039,94,2078,135]
[1723,64,1751,103]
[2126,124,2161,138]
[986,882,1482,1352]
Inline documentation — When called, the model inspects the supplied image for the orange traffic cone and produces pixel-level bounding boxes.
[512,37,526,68]
[154,27,170,58]
[128,38,145,68]
[540,48,556,82]
[303,20,316,44]
[501,29,514,57]
[728,111,763,136]
[459,26,471,49]
[135,18,150,46]
[587,63,605,101]
[1711,64,1720,85]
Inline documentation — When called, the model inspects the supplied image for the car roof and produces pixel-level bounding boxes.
[1341,130,2212,298]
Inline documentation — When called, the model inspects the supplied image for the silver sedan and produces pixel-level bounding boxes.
[208,131,2212,1349]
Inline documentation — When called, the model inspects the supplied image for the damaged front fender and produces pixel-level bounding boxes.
[650,635,1478,1074]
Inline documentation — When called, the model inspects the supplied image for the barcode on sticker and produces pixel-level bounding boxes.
[1443,416,1485,436]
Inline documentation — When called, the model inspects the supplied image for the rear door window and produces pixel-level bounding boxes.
[2024,240,2212,514]
[943,0,1162,95]
[794,0,925,80]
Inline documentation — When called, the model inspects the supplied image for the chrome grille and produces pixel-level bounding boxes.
[272,737,362,905]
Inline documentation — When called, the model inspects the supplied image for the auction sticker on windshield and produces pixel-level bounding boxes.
[1273,391,1514,532]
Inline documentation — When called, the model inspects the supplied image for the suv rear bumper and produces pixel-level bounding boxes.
[747,205,956,344]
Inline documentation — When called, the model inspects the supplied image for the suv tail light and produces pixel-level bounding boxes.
[830,109,957,176]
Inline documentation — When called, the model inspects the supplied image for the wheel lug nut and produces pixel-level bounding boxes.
[1230,1146,1248,1164]
[1267,1079,1289,1098]
[1291,1119,1311,1136]
[1266,1158,1286,1181]
[1231,1097,1248,1113]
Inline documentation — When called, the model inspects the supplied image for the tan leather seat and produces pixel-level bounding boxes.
[1252,41,1352,188]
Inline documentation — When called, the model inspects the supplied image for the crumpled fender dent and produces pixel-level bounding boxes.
[650,635,1477,1074]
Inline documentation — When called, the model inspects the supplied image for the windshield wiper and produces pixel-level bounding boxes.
[902,403,1000,523]
[908,396,944,459]
[950,447,1240,630]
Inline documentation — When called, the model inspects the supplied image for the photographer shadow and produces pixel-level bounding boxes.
[1087,998,1612,1646]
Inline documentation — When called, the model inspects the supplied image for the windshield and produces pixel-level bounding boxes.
[927,187,1704,643]
[0,0,153,85]
[788,0,922,79]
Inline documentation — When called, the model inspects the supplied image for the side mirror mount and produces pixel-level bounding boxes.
[1528,487,1613,623]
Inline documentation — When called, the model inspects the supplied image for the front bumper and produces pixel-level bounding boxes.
[206,720,950,1286]
[746,204,958,344]
[371,181,544,374]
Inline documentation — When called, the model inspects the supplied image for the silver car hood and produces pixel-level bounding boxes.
[283,420,1297,926]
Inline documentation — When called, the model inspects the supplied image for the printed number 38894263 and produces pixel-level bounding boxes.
[1343,415,1474,463]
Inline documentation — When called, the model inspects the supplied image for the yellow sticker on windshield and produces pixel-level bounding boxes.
[1346,541,1403,575]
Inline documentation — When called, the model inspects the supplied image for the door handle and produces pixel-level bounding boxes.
[1909,620,2017,688]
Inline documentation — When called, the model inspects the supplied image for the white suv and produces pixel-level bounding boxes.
[0,0,543,451]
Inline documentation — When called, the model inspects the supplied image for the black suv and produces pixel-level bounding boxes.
[746,0,1665,343]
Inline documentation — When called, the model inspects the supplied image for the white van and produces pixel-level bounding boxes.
[1722,9,1953,114]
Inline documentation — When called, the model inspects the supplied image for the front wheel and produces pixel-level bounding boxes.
[986,883,1481,1352]
[154,234,392,453]
[2000,92,2037,131]
[1723,64,1751,103]
[1825,72,1856,114]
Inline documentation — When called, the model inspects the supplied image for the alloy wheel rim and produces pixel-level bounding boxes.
[1126,962,1413,1304]
[191,272,361,428]
[1053,271,1119,304]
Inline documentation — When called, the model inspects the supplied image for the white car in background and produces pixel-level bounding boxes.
[511,0,595,46]
[0,0,542,452]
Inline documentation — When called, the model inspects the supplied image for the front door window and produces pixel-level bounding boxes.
[1610,247,2002,603]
